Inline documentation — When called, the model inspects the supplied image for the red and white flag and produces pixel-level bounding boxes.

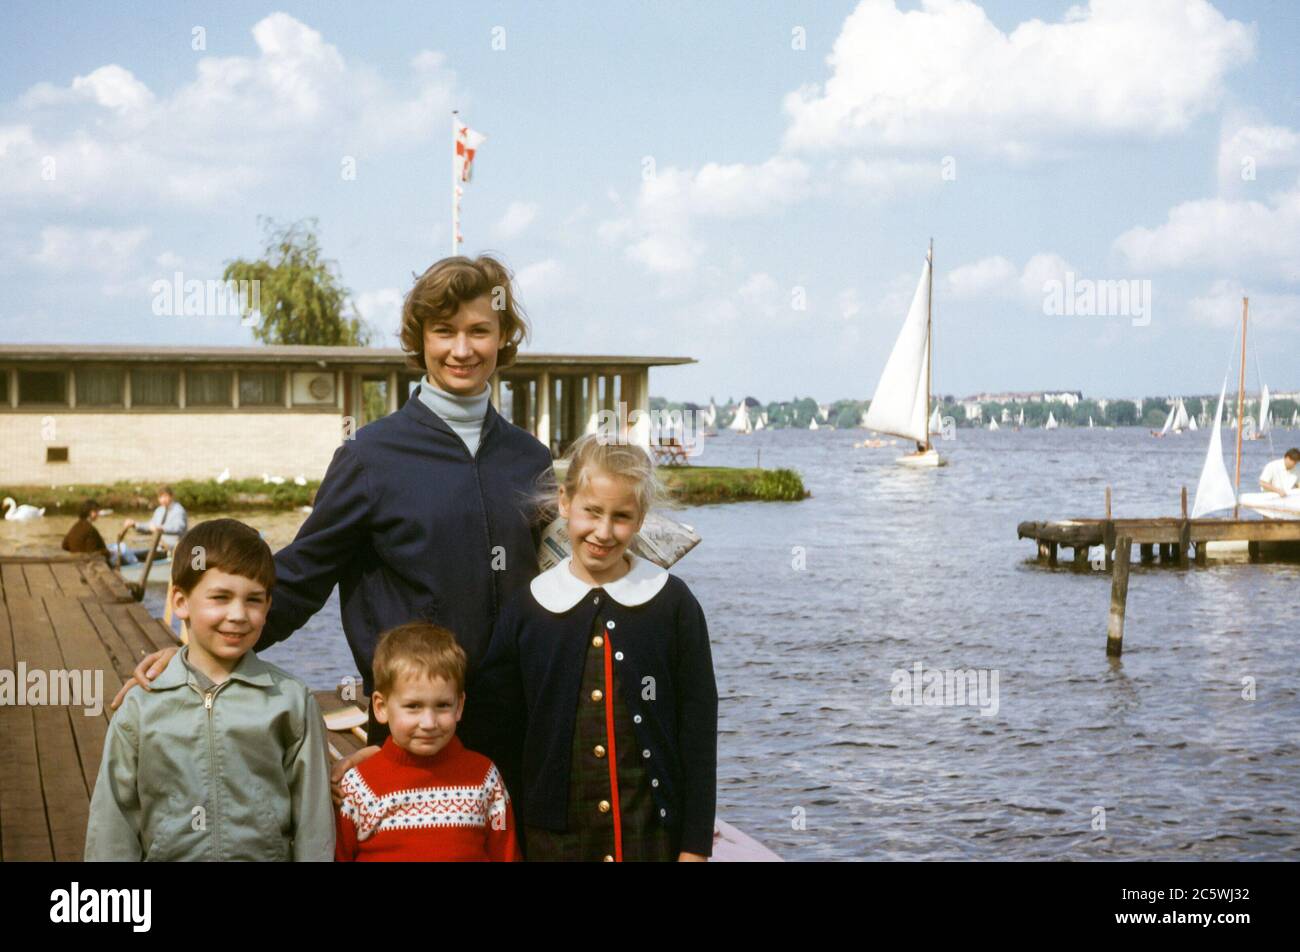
[455,122,487,182]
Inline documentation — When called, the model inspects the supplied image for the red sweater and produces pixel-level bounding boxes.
[335,735,519,862]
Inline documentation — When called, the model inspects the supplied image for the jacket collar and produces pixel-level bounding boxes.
[152,644,276,691]
[530,552,669,613]
[402,383,501,448]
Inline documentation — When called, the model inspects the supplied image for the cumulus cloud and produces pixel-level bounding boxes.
[941,253,1076,304]
[0,13,457,209]
[354,288,406,342]
[782,0,1254,159]
[1113,182,1300,281]
[28,225,151,272]
[1188,279,1300,329]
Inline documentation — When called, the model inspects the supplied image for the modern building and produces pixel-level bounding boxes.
[0,344,693,484]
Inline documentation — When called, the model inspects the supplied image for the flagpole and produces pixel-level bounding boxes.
[1233,296,1248,518]
[451,110,460,256]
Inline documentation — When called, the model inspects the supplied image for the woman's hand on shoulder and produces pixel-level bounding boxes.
[677,851,708,862]
[109,646,179,710]
[330,745,380,807]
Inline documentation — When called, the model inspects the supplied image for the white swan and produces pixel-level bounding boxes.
[3,497,46,521]
[261,473,286,485]
[216,468,231,484]
[293,474,307,486]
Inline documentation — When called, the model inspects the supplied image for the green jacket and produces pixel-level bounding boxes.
[85,647,335,861]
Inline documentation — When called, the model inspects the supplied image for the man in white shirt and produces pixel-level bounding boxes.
[1258,448,1300,497]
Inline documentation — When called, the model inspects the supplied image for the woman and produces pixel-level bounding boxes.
[112,255,553,767]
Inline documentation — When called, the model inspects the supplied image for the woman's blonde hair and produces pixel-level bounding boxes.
[398,254,530,371]
[535,433,663,525]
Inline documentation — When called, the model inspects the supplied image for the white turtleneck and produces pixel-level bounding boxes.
[417,377,490,457]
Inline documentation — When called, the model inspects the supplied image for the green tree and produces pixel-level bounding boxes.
[225,218,372,346]
[1109,400,1138,426]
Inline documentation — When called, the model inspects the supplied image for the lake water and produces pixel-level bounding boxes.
[6,426,1299,859]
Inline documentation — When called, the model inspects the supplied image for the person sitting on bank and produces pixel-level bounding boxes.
[1259,448,1300,497]
[61,499,110,561]
[112,485,188,564]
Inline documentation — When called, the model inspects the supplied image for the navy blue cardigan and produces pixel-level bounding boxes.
[255,390,553,693]
[467,563,718,856]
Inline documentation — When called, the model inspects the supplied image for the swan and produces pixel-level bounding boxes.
[3,497,46,521]
[216,468,231,484]
[293,474,307,486]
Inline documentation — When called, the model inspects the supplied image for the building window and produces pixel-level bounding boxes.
[131,368,180,406]
[18,369,68,406]
[76,367,125,406]
[188,370,233,407]
[240,370,283,406]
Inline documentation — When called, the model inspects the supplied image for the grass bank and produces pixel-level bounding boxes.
[4,465,808,514]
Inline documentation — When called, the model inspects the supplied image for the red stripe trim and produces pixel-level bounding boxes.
[602,632,623,862]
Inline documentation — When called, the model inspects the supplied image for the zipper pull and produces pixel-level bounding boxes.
[205,691,214,710]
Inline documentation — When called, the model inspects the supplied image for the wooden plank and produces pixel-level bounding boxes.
[1,563,28,598]
[0,585,54,861]
[84,559,135,602]
[42,595,121,795]
[104,603,158,660]
[127,602,182,652]
[49,561,93,600]
[22,563,61,598]
[6,592,89,861]
[83,601,149,686]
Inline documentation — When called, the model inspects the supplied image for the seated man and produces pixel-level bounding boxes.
[62,499,110,562]
[112,485,189,564]
[1259,448,1300,497]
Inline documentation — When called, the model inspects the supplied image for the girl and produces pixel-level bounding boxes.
[469,433,718,861]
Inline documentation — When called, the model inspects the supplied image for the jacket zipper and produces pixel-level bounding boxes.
[201,681,231,859]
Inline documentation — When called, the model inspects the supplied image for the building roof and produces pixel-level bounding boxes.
[0,344,695,369]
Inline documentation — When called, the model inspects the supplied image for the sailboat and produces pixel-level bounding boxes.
[1158,398,1191,436]
[1088,416,1094,429]
[1188,414,1198,432]
[728,401,753,434]
[807,417,817,431]
[1194,297,1300,519]
[1016,408,1025,430]
[988,417,999,431]
[863,241,946,467]
[927,404,942,435]
[1249,385,1271,439]
[1044,411,1058,430]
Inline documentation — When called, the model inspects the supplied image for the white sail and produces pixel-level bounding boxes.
[1188,414,1198,432]
[1045,411,1058,430]
[864,253,931,443]
[928,404,942,434]
[807,417,817,430]
[988,418,999,430]
[1291,409,1299,427]
[703,399,718,429]
[754,414,765,431]
[1259,385,1270,435]
[1017,408,1025,426]
[1159,402,1175,435]
[1088,416,1094,428]
[1191,379,1238,518]
[1171,398,1190,431]
[1001,407,1011,423]
[728,401,752,433]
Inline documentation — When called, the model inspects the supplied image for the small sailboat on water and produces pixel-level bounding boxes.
[1044,411,1058,430]
[987,417,999,431]
[728,401,753,434]
[863,240,947,467]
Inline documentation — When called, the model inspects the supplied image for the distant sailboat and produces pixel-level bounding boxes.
[1191,380,1238,517]
[1088,416,1094,428]
[1188,414,1198,432]
[1044,411,1058,430]
[807,417,817,431]
[928,404,942,435]
[1016,408,1025,429]
[728,401,753,434]
[863,240,946,467]
[988,417,999,431]
[1251,384,1271,439]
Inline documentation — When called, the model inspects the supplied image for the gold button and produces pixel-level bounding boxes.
[592,635,604,647]
[603,855,614,862]
[594,744,606,758]
[598,800,611,813]
[591,689,603,702]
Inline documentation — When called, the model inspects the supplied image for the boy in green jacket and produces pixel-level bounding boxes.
[85,519,335,861]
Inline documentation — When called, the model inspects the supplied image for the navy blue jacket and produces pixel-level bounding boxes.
[256,391,553,694]
[467,554,718,856]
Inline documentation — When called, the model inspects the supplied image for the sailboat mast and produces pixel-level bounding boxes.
[925,237,933,451]
[1233,296,1248,518]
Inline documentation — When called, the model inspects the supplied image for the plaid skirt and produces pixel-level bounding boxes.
[525,619,676,862]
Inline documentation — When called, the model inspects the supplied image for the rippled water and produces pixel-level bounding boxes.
[7,427,1298,859]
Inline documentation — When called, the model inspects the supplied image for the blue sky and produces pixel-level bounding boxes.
[2,1,1297,402]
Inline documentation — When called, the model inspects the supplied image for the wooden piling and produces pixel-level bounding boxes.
[1103,486,1114,571]
[1107,535,1132,657]
[1048,541,1058,568]
[1178,486,1190,568]
[1072,546,1089,571]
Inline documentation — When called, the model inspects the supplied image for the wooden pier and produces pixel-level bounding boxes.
[1018,516,1300,570]
[1,554,777,862]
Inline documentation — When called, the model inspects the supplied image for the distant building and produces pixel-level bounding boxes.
[0,344,692,484]
[964,390,1083,407]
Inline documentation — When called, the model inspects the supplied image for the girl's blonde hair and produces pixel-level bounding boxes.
[535,433,663,525]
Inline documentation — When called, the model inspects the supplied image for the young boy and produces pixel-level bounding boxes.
[334,623,518,861]
[85,519,335,861]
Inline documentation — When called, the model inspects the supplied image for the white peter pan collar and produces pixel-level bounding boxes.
[530,552,669,613]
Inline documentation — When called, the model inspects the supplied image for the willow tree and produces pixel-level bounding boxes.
[224,218,372,346]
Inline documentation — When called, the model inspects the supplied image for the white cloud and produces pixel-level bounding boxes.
[1188,279,1300,330]
[944,256,1017,299]
[493,201,539,239]
[838,157,939,197]
[354,288,406,342]
[0,13,457,210]
[1217,122,1300,191]
[28,225,150,273]
[1113,181,1300,281]
[600,156,810,274]
[514,259,563,300]
[782,0,1254,159]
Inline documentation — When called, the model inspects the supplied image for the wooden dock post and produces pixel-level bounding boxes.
[1107,535,1132,657]
[1178,486,1191,569]
[1072,546,1089,572]
[1103,487,1114,570]
[1048,541,1058,568]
